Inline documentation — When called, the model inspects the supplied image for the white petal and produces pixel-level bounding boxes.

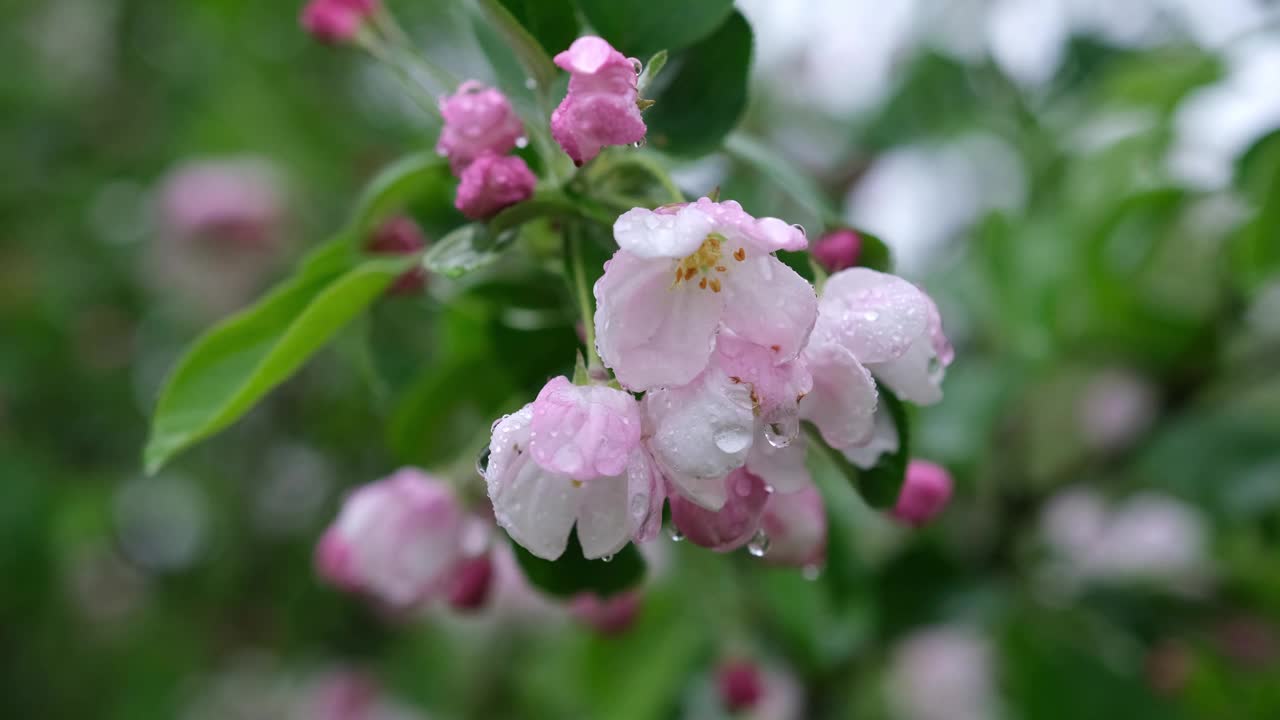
[801,340,879,448]
[721,255,818,362]
[643,367,755,510]
[817,268,931,365]
[626,449,666,543]
[594,250,723,390]
[746,431,811,494]
[841,407,900,470]
[613,206,714,259]
[486,406,579,560]
[575,474,631,559]
[868,336,944,405]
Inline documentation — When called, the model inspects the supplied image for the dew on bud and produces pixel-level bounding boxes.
[631,138,646,149]
[746,529,770,558]
[630,58,643,75]
[475,447,491,476]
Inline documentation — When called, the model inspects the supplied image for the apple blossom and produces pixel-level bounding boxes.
[484,377,663,561]
[759,485,827,568]
[300,0,377,44]
[891,460,953,527]
[551,36,647,166]
[314,468,464,608]
[594,198,815,391]
[668,468,771,552]
[812,228,862,272]
[454,153,536,220]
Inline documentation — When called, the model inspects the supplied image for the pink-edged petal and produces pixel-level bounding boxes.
[643,367,755,511]
[691,197,808,253]
[485,406,579,560]
[721,255,818,362]
[816,268,931,364]
[801,340,879,448]
[746,431,811,494]
[594,250,723,390]
[553,36,630,77]
[613,205,714,259]
[575,474,631,559]
[626,449,667,543]
[669,469,771,552]
[714,330,813,418]
[841,406,900,469]
[529,376,642,481]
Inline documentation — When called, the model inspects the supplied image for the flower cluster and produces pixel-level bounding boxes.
[551,37,648,166]
[483,197,956,564]
[436,82,536,220]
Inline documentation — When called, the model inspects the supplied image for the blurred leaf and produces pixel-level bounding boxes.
[497,0,579,58]
[1231,140,1280,293]
[804,431,870,599]
[345,152,450,240]
[474,0,558,92]
[1100,46,1221,114]
[855,228,893,273]
[725,132,840,228]
[144,251,418,473]
[511,531,646,598]
[574,0,734,59]
[423,224,519,278]
[645,12,752,156]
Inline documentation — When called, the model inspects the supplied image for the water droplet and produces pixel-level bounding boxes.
[802,564,822,581]
[475,447,491,476]
[630,58,644,76]
[764,484,775,495]
[927,355,943,377]
[667,526,684,543]
[524,77,537,90]
[601,554,614,563]
[747,529,770,558]
[791,223,807,238]
[631,138,647,149]
[714,426,752,454]
[862,310,880,322]
[515,136,529,149]
[763,412,799,449]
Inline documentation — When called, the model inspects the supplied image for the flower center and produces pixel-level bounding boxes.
[672,233,745,292]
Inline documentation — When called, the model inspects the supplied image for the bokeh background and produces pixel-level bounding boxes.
[4,0,1280,717]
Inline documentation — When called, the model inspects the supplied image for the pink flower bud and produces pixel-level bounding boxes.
[669,469,771,552]
[716,660,765,712]
[812,228,862,272]
[366,215,427,295]
[300,0,377,44]
[315,469,464,609]
[759,485,826,568]
[445,554,495,612]
[454,154,536,220]
[551,36,647,166]
[891,460,953,527]
[436,81,525,175]
[569,591,642,635]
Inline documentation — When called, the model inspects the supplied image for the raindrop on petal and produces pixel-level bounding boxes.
[475,447,491,476]
[747,529,770,558]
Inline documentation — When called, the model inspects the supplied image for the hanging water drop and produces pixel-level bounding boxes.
[515,136,529,149]
[747,529,770,558]
[764,484,775,495]
[763,413,799,449]
[475,447,491,476]
[667,526,684,543]
[631,138,647,148]
[601,554,614,563]
[802,564,822,581]
[630,57,644,75]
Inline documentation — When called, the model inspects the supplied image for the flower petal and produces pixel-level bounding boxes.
[816,268,931,365]
[721,255,818,362]
[669,468,771,551]
[801,340,879,448]
[486,406,579,560]
[841,406,900,469]
[868,336,943,405]
[760,485,826,568]
[644,366,755,510]
[575,474,632,559]
[691,198,808,253]
[626,449,667,543]
[594,250,723,390]
[746,431,811,494]
[529,376,642,480]
[613,205,714,259]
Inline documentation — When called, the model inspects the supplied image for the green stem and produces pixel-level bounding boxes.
[565,223,601,371]
[355,29,442,121]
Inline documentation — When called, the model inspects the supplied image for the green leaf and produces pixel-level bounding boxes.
[1232,140,1280,292]
[144,252,418,473]
[854,227,893,273]
[422,223,519,278]
[644,11,752,156]
[474,0,558,94]
[497,0,579,58]
[511,531,646,598]
[803,432,872,601]
[574,0,734,58]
